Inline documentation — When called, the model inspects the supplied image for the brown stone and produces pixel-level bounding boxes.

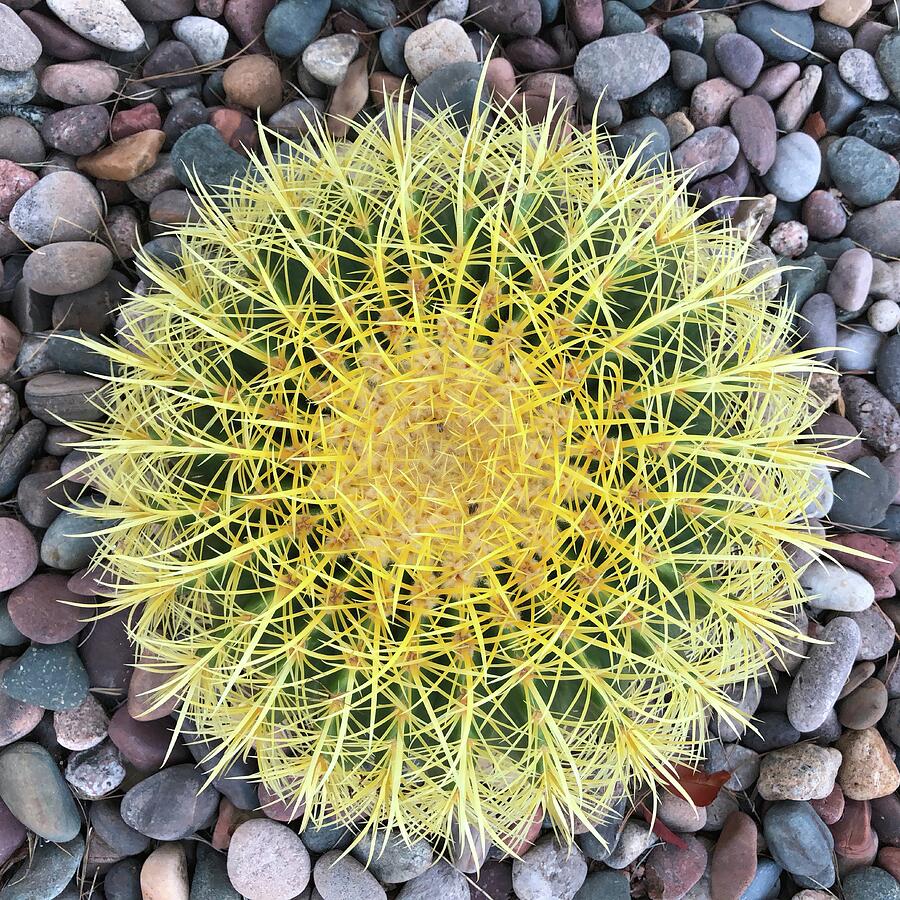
[327,56,369,140]
[77,130,166,182]
[222,56,282,114]
[7,573,88,644]
[836,728,900,800]
[209,108,258,155]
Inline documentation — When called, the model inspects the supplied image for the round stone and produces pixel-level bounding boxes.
[65,740,126,800]
[839,677,889,729]
[53,693,109,751]
[7,573,88,643]
[670,126,739,182]
[227,819,311,900]
[90,799,151,856]
[350,830,433,882]
[302,34,360,86]
[467,0,541,36]
[2,641,89,711]
[511,836,588,900]
[844,867,900,900]
[828,136,900,208]
[837,728,900,800]
[0,657,42,747]
[222,56,283,115]
[802,189,847,239]
[172,16,229,64]
[40,104,109,156]
[737,3,814,61]
[642,834,707,900]
[403,19,477,84]
[313,850,386,900]
[0,742,81,842]
[107,704,176,770]
[574,33,671,101]
[839,48,890,100]
[9,171,102,247]
[0,518,37,593]
[762,132,821,201]
[715,33,763,88]
[0,836,84,900]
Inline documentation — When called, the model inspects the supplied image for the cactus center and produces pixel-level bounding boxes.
[306,311,595,588]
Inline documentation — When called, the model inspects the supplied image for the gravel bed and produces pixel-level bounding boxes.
[0,0,900,898]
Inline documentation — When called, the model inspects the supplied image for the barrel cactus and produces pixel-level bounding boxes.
[76,99,829,852]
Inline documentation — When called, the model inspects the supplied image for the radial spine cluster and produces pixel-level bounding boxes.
[78,100,830,852]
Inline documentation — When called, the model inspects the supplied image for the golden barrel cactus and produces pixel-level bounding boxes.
[77,100,829,852]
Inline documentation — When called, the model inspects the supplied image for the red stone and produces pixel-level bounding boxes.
[871,574,897,599]
[7,573,89,644]
[108,705,182,770]
[829,533,898,579]
[643,833,707,900]
[566,0,604,43]
[872,794,900,846]
[710,811,757,900]
[878,846,900,882]
[19,10,96,61]
[832,799,873,857]
[0,161,37,219]
[812,784,846,825]
[110,103,162,141]
[257,782,304,823]
[224,0,277,52]
[502,805,543,857]
[212,796,258,850]
[209,108,258,154]
[485,58,516,101]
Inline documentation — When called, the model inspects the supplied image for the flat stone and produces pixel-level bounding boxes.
[763,800,835,886]
[302,34,359,86]
[643,834,707,900]
[467,0,541,36]
[314,849,386,900]
[9,171,102,246]
[350,829,433,882]
[574,33,670,100]
[729,94,776,174]
[828,136,899,207]
[0,836,83,900]
[736,3,814,61]
[0,742,81,842]
[403,19,476,84]
[2,641,89,710]
[511,836,587,900]
[54,694,109,751]
[8,573,88,644]
[263,0,329,58]
[840,677,889,729]
[710,811,757,899]
[22,242,113,296]
[120,764,219,840]
[395,859,468,899]
[77,130,165,182]
[762,131,820,202]
[171,124,249,191]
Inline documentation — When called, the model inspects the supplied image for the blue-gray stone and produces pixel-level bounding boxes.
[539,0,560,22]
[763,801,835,886]
[180,720,258,810]
[103,858,141,900]
[171,124,249,192]
[880,334,900,406]
[611,116,671,173]
[574,870,629,900]
[0,836,83,900]
[575,804,625,862]
[2,642,89,711]
[739,859,781,900]
[0,599,24,646]
[141,235,182,269]
[804,236,856,262]
[333,0,397,27]
[120,764,220,840]
[670,49,708,89]
[821,63,866,133]
[661,13,704,53]
[301,820,355,853]
[629,77,687,119]
[45,331,114,377]
[741,711,802,753]
[847,201,900,260]
[379,26,413,77]
[843,866,900,900]
[877,31,900,100]
[848,104,900,152]
[0,743,82,842]
[0,69,37,106]
[828,136,900,208]
[265,0,330,57]
[414,62,486,126]
[797,292,836,363]
[0,103,50,127]
[602,0,644,35]
[41,508,108,571]
[191,843,241,900]
[814,21,853,59]
[831,456,898,528]
[0,420,46,500]
[90,799,151,856]
[736,4,813,61]
[620,0,654,10]
[762,132,820,202]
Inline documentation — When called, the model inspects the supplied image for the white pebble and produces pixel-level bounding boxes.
[869,299,900,333]
[800,559,875,612]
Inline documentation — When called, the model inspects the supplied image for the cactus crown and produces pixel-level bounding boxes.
[78,100,828,852]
